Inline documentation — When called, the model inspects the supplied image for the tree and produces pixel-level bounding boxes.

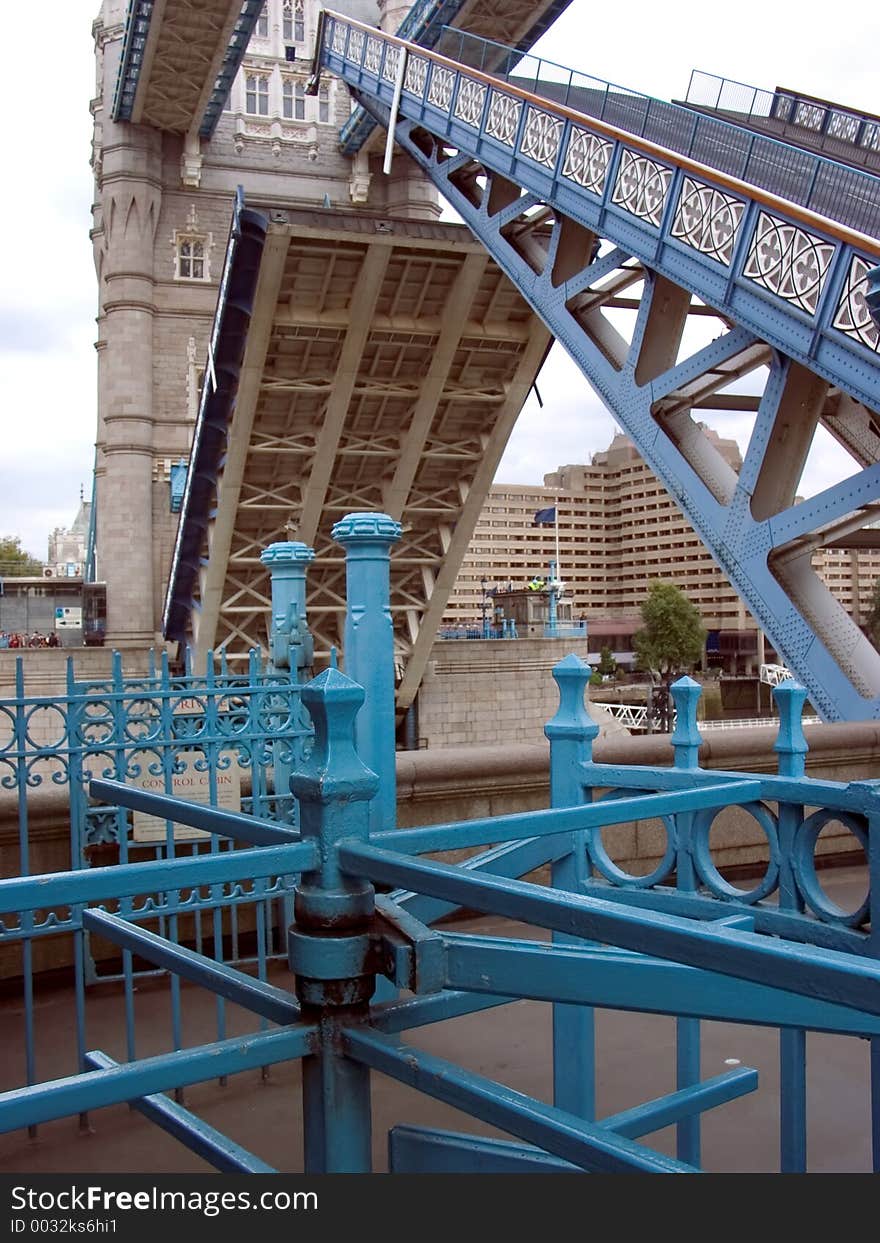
[634,581,705,683]
[597,645,617,678]
[867,577,880,649]
[0,536,42,577]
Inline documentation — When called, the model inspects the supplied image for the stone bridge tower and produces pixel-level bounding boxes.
[90,0,437,648]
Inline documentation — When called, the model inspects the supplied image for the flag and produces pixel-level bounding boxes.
[533,506,556,526]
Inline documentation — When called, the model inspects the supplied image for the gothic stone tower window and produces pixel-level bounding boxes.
[282,78,306,120]
[246,73,270,115]
[283,0,304,43]
[175,236,209,281]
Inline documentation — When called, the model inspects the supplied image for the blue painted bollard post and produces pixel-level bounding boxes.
[669,675,704,1167]
[261,541,315,680]
[288,667,379,1172]
[545,654,598,1119]
[331,512,402,835]
[773,678,809,1173]
[260,541,315,824]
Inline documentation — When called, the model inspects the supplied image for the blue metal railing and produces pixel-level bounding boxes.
[1,647,306,879]
[685,70,880,173]
[430,26,880,238]
[2,513,880,1172]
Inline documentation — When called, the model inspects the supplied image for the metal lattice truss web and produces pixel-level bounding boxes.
[190,209,550,713]
[319,12,880,721]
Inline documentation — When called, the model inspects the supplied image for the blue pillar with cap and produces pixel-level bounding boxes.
[260,541,315,823]
[288,665,379,1171]
[331,512,402,835]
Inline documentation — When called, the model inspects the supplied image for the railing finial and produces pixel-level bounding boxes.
[670,676,703,768]
[773,678,809,778]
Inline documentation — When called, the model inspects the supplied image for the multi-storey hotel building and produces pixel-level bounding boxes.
[445,428,880,674]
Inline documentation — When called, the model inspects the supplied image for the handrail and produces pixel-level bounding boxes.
[320,10,880,254]
[687,70,880,147]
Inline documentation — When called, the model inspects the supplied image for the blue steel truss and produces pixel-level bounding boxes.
[3,513,880,1173]
[315,14,880,724]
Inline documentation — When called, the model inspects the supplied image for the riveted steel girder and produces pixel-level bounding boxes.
[318,12,880,720]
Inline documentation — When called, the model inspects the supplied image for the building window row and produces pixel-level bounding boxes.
[252,1,305,47]
[240,71,331,122]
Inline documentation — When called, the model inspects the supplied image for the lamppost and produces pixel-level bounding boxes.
[481,577,490,638]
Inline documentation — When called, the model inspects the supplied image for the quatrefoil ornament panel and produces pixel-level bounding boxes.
[562,127,612,196]
[485,91,522,146]
[428,65,455,111]
[832,255,880,352]
[743,213,835,316]
[520,107,563,168]
[671,178,744,267]
[331,22,347,55]
[348,29,364,63]
[404,55,428,98]
[611,149,672,227]
[454,78,487,127]
[382,46,401,83]
[365,36,382,74]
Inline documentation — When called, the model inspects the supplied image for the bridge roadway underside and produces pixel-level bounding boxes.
[188,207,551,711]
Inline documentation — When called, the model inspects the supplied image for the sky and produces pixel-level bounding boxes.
[1,0,878,558]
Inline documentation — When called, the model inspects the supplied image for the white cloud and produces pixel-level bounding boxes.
[0,1,97,558]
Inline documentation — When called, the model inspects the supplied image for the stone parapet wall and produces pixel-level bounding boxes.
[416,637,594,748]
[0,648,154,695]
[396,720,880,876]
